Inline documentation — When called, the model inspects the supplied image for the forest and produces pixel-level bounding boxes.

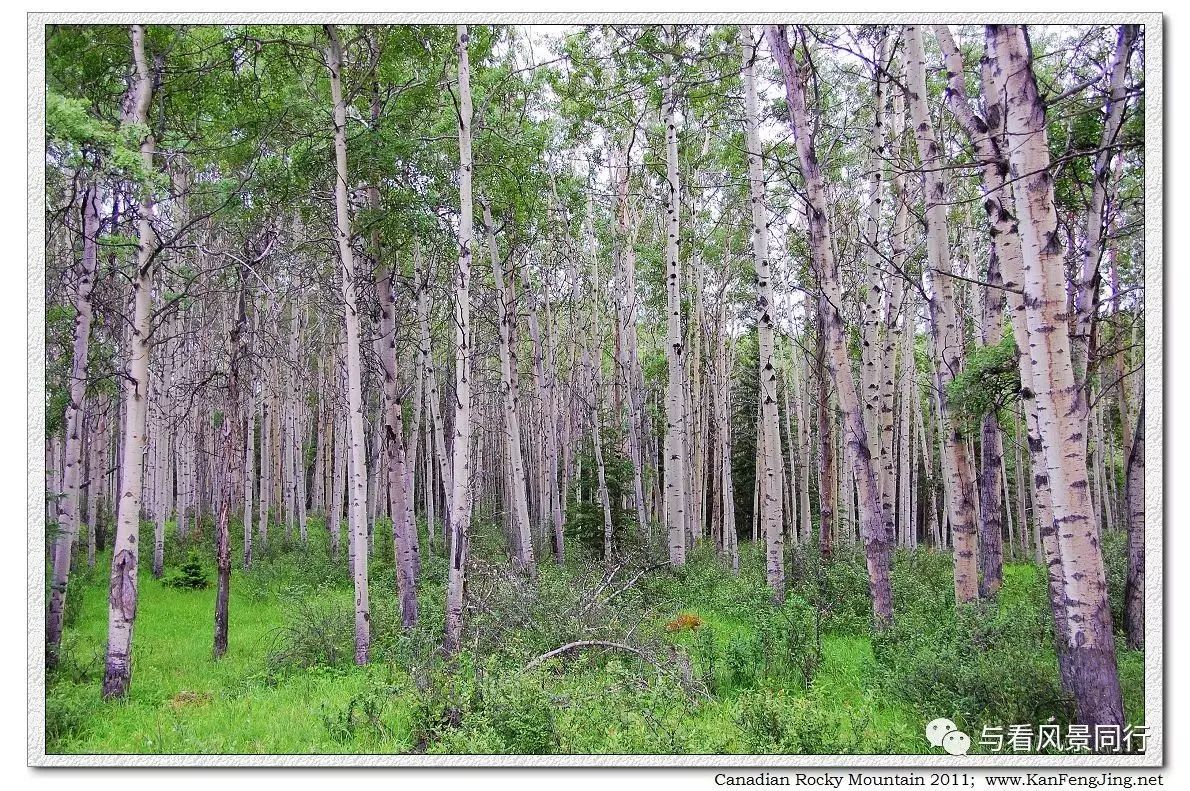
[41,22,1147,756]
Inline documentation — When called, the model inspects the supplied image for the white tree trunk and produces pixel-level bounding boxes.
[769,24,893,625]
[986,23,1123,727]
[662,26,689,566]
[444,24,476,657]
[325,25,371,664]
[483,201,535,573]
[46,183,101,667]
[905,24,980,603]
[742,26,786,601]
[102,24,156,698]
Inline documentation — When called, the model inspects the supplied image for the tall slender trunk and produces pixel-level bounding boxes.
[372,159,418,627]
[612,144,650,545]
[1072,25,1138,391]
[102,24,157,699]
[484,202,535,574]
[47,183,101,668]
[986,24,1123,728]
[714,311,737,562]
[257,303,273,551]
[330,414,345,562]
[243,353,256,570]
[443,24,476,657]
[742,26,786,601]
[790,343,812,543]
[150,329,170,579]
[1124,398,1144,649]
[769,25,893,625]
[662,27,689,567]
[905,25,979,604]
[524,258,564,563]
[860,35,894,523]
[85,401,106,568]
[977,246,1007,598]
[215,261,249,659]
[814,302,835,558]
[325,25,371,664]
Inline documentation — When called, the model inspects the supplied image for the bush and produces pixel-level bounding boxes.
[736,689,873,754]
[61,562,98,630]
[1100,527,1129,637]
[873,583,1073,736]
[266,597,356,674]
[481,675,557,753]
[319,684,397,745]
[410,655,482,751]
[161,549,210,589]
[785,544,875,635]
[242,542,346,602]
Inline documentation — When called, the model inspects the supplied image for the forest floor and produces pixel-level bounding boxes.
[44,522,1145,755]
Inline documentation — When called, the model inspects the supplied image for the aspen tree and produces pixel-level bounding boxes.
[904,25,980,603]
[662,25,689,567]
[215,253,250,660]
[1072,25,1138,391]
[1124,398,1144,649]
[444,24,476,657]
[325,24,371,664]
[483,201,535,574]
[46,183,101,668]
[741,25,785,602]
[769,24,893,624]
[986,23,1124,727]
[102,24,158,698]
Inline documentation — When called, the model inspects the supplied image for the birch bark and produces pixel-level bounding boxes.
[905,24,979,603]
[325,25,371,664]
[742,26,785,601]
[444,24,476,656]
[47,183,101,667]
[769,24,893,624]
[102,24,157,698]
[986,23,1123,727]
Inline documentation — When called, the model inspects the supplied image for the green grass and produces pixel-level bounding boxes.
[44,527,1146,756]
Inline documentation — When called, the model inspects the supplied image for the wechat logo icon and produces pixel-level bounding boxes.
[926,718,971,755]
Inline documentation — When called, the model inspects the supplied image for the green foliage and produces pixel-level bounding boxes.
[46,682,103,746]
[267,597,356,675]
[736,688,875,754]
[563,426,635,558]
[1100,527,1130,636]
[475,675,557,754]
[946,329,1021,432]
[874,563,1074,738]
[45,520,1144,755]
[161,550,211,590]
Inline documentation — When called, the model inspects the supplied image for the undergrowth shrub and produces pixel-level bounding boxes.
[266,597,355,675]
[479,674,557,753]
[61,562,98,629]
[409,654,483,751]
[1100,527,1129,636]
[736,689,874,754]
[242,542,345,602]
[873,572,1072,735]
[161,549,210,590]
[319,682,399,745]
[463,548,666,668]
[47,640,103,686]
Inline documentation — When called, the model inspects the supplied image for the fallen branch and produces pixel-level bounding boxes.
[523,640,647,671]
[603,561,672,607]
